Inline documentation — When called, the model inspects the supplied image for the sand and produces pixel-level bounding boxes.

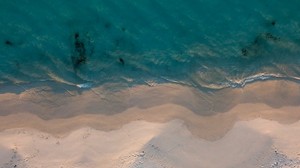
[0,119,300,168]
[1,80,300,167]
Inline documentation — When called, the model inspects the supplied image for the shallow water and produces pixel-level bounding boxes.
[0,0,300,90]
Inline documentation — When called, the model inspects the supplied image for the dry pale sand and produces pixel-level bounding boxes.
[0,119,300,168]
[0,80,300,167]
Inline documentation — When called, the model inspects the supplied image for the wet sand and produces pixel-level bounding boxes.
[0,80,300,167]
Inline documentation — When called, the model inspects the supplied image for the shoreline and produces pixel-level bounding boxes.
[0,80,300,139]
[1,79,300,118]
[0,102,300,139]
[1,80,300,167]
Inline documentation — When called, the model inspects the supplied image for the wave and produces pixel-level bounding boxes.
[0,0,300,92]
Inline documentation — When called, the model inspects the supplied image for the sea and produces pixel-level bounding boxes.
[0,0,300,91]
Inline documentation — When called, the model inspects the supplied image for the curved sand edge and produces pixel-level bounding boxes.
[1,80,300,167]
[1,80,300,119]
[1,102,300,140]
[1,80,300,140]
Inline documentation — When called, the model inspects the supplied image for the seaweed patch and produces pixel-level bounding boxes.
[264,32,280,41]
[241,48,248,56]
[240,31,281,58]
[119,57,125,65]
[72,33,87,69]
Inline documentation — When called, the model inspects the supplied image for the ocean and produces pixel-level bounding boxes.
[0,0,300,91]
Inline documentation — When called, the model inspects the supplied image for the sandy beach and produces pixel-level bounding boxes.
[1,80,300,168]
[1,0,300,167]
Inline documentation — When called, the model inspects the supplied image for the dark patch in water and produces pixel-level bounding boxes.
[74,33,79,39]
[121,27,126,32]
[119,57,125,65]
[241,31,281,57]
[264,32,280,41]
[253,36,260,44]
[104,22,111,29]
[271,20,276,26]
[4,40,13,46]
[72,32,87,69]
[241,48,248,56]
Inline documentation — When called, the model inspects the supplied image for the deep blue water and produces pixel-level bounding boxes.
[0,0,300,90]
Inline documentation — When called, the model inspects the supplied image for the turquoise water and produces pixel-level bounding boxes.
[0,0,300,90]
